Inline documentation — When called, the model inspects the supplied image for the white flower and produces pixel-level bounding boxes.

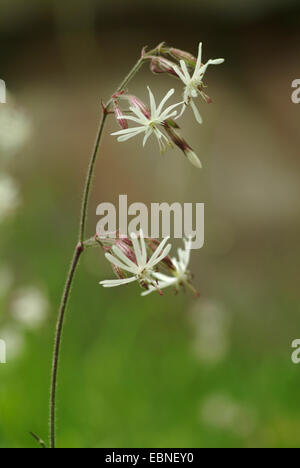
[0,174,21,222]
[173,42,224,124]
[200,394,257,437]
[11,286,49,329]
[0,105,32,158]
[0,326,25,360]
[111,87,182,153]
[142,237,197,296]
[100,230,171,290]
[189,300,230,364]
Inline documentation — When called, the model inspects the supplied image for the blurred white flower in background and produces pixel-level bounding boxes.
[0,266,14,297]
[0,326,25,360]
[0,103,32,158]
[200,393,257,437]
[0,173,21,222]
[11,286,49,329]
[189,299,231,364]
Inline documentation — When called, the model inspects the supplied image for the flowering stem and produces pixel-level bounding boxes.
[79,111,109,243]
[49,50,154,449]
[79,55,145,243]
[49,243,83,449]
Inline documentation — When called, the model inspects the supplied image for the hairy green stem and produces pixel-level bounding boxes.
[49,50,153,448]
[49,243,83,449]
[79,56,144,243]
[79,112,108,243]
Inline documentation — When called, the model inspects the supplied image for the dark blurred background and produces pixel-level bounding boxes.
[0,0,300,448]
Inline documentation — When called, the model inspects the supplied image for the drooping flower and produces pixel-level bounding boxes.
[172,42,224,124]
[111,87,182,153]
[142,237,199,297]
[100,230,171,291]
[163,121,202,168]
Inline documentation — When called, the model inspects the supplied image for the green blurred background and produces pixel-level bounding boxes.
[1,0,300,448]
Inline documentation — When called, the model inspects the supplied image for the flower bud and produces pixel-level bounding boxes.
[113,100,128,129]
[169,48,197,68]
[150,57,178,77]
[96,231,137,265]
[113,91,151,119]
[115,238,138,265]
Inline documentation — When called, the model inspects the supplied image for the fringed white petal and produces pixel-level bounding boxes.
[194,42,203,77]
[180,60,191,82]
[190,99,203,125]
[147,86,157,117]
[105,252,136,274]
[156,88,175,116]
[100,276,137,288]
[112,245,137,270]
[147,237,170,268]
[131,232,144,267]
